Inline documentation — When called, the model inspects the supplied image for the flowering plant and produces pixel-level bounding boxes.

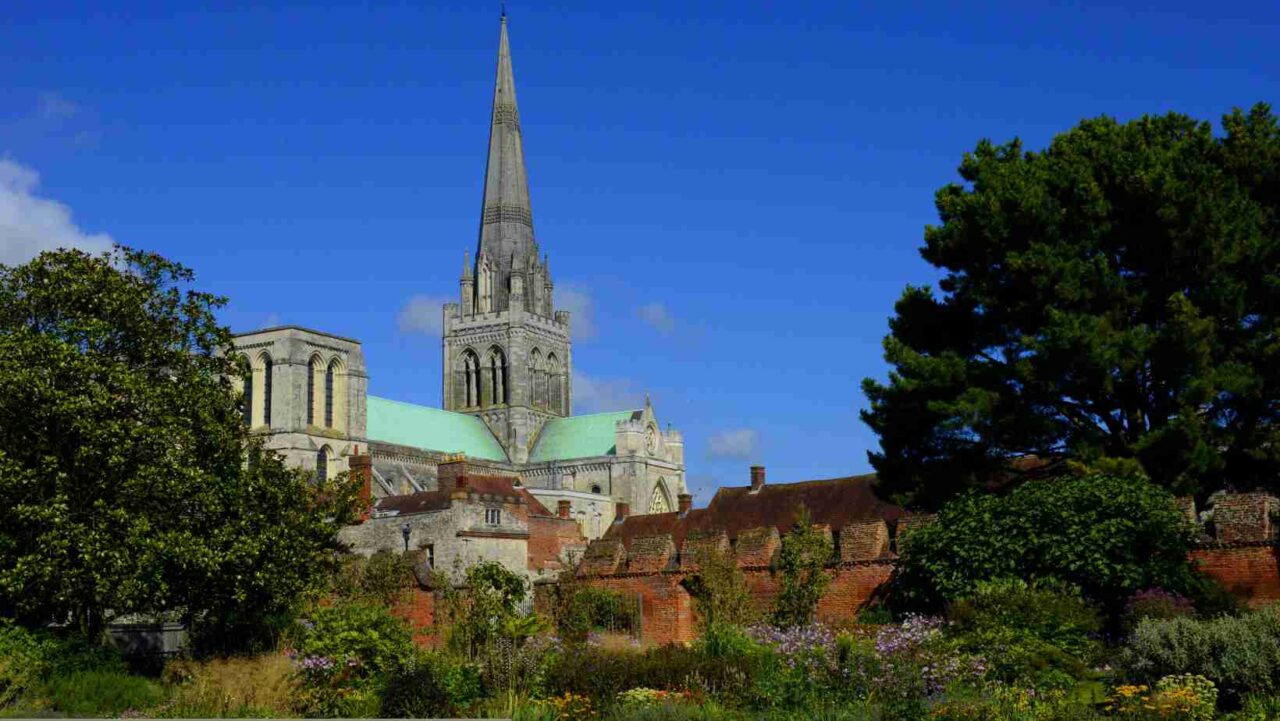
[1105,675,1216,720]
[616,687,698,706]
[537,691,595,720]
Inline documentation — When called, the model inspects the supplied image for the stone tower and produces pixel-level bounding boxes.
[442,15,572,463]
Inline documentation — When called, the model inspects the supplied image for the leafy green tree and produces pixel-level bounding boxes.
[862,104,1280,508]
[770,506,832,628]
[889,471,1198,614]
[682,544,757,631]
[0,246,359,646]
[432,560,530,661]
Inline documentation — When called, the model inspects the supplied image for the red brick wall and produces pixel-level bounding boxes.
[528,515,587,572]
[390,587,439,646]
[573,561,894,646]
[1191,544,1280,607]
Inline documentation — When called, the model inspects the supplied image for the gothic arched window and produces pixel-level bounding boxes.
[649,482,671,514]
[487,346,508,406]
[260,353,273,427]
[546,352,562,414]
[460,350,481,407]
[307,355,322,426]
[528,348,543,409]
[241,356,253,427]
[325,358,346,431]
[324,361,335,427]
[316,446,331,481]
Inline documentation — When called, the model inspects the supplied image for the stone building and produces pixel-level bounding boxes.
[229,16,686,544]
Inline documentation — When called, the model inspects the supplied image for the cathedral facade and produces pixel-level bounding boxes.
[231,16,686,542]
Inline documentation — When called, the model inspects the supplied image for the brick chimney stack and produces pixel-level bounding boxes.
[678,493,693,515]
[750,466,766,493]
[558,499,572,519]
[615,502,630,522]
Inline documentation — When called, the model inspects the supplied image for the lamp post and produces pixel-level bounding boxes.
[401,523,410,552]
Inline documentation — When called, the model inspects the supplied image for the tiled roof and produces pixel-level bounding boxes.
[528,410,640,462]
[374,474,553,517]
[366,396,508,462]
[603,473,902,551]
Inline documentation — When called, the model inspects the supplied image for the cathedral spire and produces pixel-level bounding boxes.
[476,14,537,310]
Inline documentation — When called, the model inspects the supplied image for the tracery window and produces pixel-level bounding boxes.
[487,346,508,406]
[649,483,670,514]
[460,350,481,407]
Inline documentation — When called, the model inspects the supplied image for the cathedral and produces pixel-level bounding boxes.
[231,16,687,543]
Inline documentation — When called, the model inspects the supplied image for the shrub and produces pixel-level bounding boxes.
[157,653,297,717]
[1123,588,1196,631]
[331,550,417,606]
[945,579,1102,689]
[771,506,833,628]
[682,545,757,632]
[544,644,768,709]
[433,560,530,660]
[380,649,485,718]
[0,621,125,709]
[45,670,164,716]
[890,471,1199,614]
[1122,605,1280,703]
[290,601,415,716]
[555,585,640,645]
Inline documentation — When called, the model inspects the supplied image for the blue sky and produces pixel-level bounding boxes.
[3,1,1278,501]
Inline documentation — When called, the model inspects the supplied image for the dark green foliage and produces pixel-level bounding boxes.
[433,561,531,660]
[45,670,165,716]
[889,471,1198,612]
[544,643,769,709]
[554,585,639,645]
[861,104,1280,508]
[291,601,416,716]
[0,621,126,708]
[770,506,833,628]
[380,650,485,718]
[0,247,360,648]
[331,550,417,607]
[1122,605,1280,704]
[945,579,1102,690]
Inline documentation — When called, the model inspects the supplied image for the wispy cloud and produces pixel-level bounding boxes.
[36,92,79,121]
[396,294,451,336]
[573,370,644,413]
[557,284,596,341]
[637,301,677,334]
[0,158,114,267]
[707,428,760,461]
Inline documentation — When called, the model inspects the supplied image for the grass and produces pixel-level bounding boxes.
[150,653,297,718]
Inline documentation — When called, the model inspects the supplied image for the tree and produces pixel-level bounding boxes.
[861,104,1280,508]
[0,246,359,645]
[887,471,1198,614]
[770,506,832,628]
[681,543,757,631]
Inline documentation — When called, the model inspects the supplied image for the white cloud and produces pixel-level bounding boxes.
[36,92,79,121]
[396,294,451,337]
[637,302,676,334]
[557,284,596,341]
[573,370,643,413]
[0,158,114,267]
[707,428,760,460]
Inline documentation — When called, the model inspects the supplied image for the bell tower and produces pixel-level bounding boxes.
[442,15,572,463]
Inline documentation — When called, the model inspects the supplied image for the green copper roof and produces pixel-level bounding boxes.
[529,410,639,462]
[366,396,508,461]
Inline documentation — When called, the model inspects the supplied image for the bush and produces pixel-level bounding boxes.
[889,471,1199,614]
[331,550,417,606]
[290,601,416,716]
[554,585,640,645]
[544,643,769,710]
[380,649,485,718]
[1122,605,1280,703]
[0,621,125,709]
[1123,588,1196,631]
[681,545,757,632]
[771,506,833,628]
[945,579,1102,689]
[44,670,165,716]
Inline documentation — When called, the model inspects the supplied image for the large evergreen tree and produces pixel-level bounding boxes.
[0,246,359,646]
[862,104,1280,508]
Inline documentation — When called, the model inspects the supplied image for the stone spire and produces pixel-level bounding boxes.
[476,15,538,311]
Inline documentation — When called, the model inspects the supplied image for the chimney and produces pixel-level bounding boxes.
[349,453,374,522]
[615,502,630,522]
[750,465,766,492]
[678,493,693,515]
[558,499,572,519]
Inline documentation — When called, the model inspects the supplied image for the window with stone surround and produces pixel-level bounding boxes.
[485,508,501,525]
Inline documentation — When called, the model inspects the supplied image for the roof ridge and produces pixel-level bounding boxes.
[546,409,641,421]
[368,396,477,417]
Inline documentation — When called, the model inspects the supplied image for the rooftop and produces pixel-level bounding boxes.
[367,396,508,462]
[528,410,640,462]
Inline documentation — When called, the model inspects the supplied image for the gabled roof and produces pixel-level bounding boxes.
[374,474,553,517]
[603,473,902,551]
[528,410,639,462]
[366,396,508,461]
